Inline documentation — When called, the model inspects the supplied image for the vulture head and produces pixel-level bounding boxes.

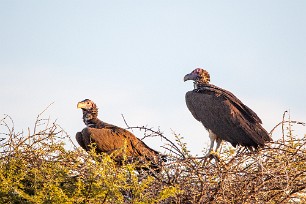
[77,99,99,127]
[77,99,97,111]
[184,68,210,85]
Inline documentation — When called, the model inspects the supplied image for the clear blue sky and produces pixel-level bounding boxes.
[1,1,305,155]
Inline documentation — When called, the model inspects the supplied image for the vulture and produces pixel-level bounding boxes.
[76,99,164,171]
[184,68,272,154]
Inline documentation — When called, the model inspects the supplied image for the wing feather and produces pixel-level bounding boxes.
[77,126,159,163]
[185,84,271,148]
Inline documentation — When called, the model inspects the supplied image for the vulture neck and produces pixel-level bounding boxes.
[82,108,100,127]
[194,81,209,89]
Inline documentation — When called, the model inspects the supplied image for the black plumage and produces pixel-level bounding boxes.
[184,68,272,154]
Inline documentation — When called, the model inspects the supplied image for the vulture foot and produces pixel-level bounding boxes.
[203,151,220,164]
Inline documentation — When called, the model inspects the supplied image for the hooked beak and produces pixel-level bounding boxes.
[77,102,85,109]
[184,72,198,82]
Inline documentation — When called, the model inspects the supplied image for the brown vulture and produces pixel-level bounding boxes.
[184,68,272,154]
[76,99,164,171]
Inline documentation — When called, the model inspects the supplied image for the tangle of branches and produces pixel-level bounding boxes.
[0,110,305,203]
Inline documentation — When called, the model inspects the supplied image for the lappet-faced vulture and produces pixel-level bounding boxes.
[184,68,272,154]
[76,99,164,171]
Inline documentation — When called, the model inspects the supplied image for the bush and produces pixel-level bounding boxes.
[0,110,305,203]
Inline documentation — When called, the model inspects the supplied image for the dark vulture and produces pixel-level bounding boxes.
[76,99,164,171]
[184,68,272,154]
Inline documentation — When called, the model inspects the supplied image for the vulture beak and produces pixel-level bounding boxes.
[77,102,85,109]
[184,72,198,82]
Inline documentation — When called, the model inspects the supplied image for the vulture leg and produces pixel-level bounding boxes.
[215,137,222,152]
[207,129,222,156]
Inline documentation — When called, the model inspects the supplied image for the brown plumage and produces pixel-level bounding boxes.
[184,68,272,154]
[76,99,164,170]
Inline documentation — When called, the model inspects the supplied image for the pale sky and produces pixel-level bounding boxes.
[1,1,305,155]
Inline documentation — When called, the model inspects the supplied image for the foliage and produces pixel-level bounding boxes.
[0,110,305,203]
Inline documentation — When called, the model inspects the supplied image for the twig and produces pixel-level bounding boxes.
[121,114,185,158]
[269,115,305,138]
[33,102,54,134]
[282,111,287,143]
